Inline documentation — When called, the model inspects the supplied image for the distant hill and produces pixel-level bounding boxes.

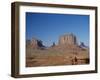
[26,37,45,49]
[79,42,88,49]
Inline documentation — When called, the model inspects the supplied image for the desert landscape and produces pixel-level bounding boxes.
[26,33,89,67]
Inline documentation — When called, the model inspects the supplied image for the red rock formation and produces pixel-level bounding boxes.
[59,33,77,45]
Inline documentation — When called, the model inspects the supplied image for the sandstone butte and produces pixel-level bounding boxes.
[26,33,89,67]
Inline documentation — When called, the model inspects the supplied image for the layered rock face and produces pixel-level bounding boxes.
[26,33,89,67]
[59,34,77,45]
[26,38,44,49]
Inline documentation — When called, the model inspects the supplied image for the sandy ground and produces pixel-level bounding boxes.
[26,44,89,67]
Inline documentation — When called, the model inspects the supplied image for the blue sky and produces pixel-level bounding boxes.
[26,12,89,47]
